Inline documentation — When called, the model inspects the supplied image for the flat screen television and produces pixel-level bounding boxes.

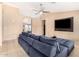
[55,17,73,32]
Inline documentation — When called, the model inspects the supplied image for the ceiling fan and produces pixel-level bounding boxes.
[33,3,50,15]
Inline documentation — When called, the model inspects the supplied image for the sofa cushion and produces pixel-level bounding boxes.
[52,38,68,44]
[39,36,61,52]
[22,32,29,36]
[18,38,31,54]
[29,46,46,57]
[62,40,74,52]
[40,36,56,43]
[28,34,40,41]
[22,32,40,41]
[19,34,34,45]
[32,39,57,57]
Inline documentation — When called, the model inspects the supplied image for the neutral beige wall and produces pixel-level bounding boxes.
[45,10,79,40]
[3,5,23,41]
[0,3,2,46]
[32,18,43,35]
[32,10,79,40]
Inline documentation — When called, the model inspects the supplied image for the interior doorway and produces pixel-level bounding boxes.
[42,20,46,35]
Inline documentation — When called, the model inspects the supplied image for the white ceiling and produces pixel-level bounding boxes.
[3,2,79,17]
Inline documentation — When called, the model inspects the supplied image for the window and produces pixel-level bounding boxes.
[23,17,32,32]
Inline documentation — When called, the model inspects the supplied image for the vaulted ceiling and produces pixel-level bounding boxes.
[3,2,79,17]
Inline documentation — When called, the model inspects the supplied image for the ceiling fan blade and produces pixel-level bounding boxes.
[34,10,42,15]
[43,11,50,13]
[32,7,41,11]
[33,3,50,15]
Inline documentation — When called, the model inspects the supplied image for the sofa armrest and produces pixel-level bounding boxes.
[55,46,68,57]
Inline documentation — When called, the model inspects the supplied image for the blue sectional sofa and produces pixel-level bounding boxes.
[18,32,74,57]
